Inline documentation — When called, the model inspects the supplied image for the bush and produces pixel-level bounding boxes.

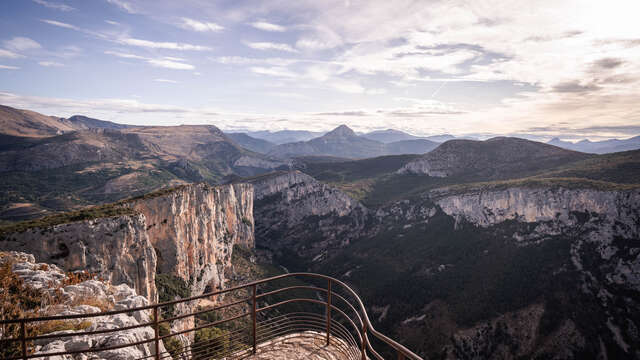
[193,326,231,359]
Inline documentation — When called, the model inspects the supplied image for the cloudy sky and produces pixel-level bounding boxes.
[0,0,639,140]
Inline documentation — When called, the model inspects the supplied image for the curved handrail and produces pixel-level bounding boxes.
[0,272,423,360]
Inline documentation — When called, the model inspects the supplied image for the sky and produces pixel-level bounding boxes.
[0,0,639,140]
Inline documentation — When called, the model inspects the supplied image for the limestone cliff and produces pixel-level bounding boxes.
[0,183,255,304]
[0,214,158,300]
[126,183,254,295]
[248,170,367,263]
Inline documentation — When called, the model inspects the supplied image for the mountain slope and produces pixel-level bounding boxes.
[268,125,438,159]
[246,129,325,144]
[0,123,287,218]
[64,115,132,130]
[268,125,386,159]
[0,105,131,137]
[227,132,276,154]
[399,137,590,178]
[0,104,75,137]
[386,139,439,155]
[361,129,423,143]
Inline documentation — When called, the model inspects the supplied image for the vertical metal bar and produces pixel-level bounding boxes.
[326,279,332,346]
[398,350,405,360]
[361,322,367,360]
[153,305,160,360]
[252,284,257,354]
[20,319,27,360]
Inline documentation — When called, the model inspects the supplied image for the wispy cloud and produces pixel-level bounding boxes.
[41,19,80,30]
[0,65,20,70]
[106,0,136,14]
[245,41,298,53]
[154,78,179,83]
[0,49,23,58]
[250,66,297,78]
[250,21,286,32]
[104,50,145,60]
[105,51,195,70]
[148,58,194,70]
[214,56,298,66]
[32,0,74,11]
[38,61,64,67]
[118,38,211,51]
[180,18,223,32]
[3,37,41,52]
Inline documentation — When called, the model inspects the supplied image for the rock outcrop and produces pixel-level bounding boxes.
[248,171,367,262]
[0,214,158,301]
[1,251,166,359]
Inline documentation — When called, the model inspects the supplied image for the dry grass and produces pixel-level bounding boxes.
[31,319,92,335]
[68,295,113,312]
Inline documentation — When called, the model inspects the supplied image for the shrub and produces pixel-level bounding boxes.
[193,326,231,359]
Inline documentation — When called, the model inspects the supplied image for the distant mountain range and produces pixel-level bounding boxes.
[242,130,325,144]
[360,129,456,143]
[265,125,440,159]
[548,136,640,154]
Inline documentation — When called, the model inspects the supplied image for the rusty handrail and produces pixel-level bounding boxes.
[0,272,423,360]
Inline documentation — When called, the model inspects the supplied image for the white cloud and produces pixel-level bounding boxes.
[0,65,20,70]
[245,42,298,53]
[180,18,224,32]
[118,38,211,51]
[38,61,64,67]
[104,50,145,60]
[250,66,297,78]
[105,20,120,26]
[32,0,74,11]
[148,59,194,70]
[41,19,80,30]
[3,37,41,52]
[0,49,23,58]
[154,78,179,83]
[106,0,136,14]
[329,79,365,94]
[250,21,286,32]
[105,51,195,70]
[214,56,298,66]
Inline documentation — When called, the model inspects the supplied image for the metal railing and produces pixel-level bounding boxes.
[1,272,422,360]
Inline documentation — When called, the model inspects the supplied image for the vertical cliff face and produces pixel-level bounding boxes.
[248,171,367,264]
[0,183,255,306]
[127,183,254,295]
[0,214,158,301]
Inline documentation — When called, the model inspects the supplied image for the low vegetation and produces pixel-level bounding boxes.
[0,255,107,357]
[0,204,136,236]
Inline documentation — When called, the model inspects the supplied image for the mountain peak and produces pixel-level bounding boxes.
[324,124,356,138]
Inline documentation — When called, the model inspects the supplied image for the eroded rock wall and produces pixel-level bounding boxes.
[0,214,157,300]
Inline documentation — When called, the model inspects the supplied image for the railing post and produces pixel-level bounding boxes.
[361,322,367,360]
[398,350,405,360]
[20,319,27,360]
[251,284,257,354]
[326,278,332,346]
[153,305,160,360]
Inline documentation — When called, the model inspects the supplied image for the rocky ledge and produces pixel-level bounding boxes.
[0,251,166,360]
